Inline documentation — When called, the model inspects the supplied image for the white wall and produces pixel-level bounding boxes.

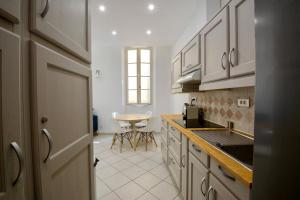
[172,0,207,57]
[92,44,172,133]
[169,0,207,113]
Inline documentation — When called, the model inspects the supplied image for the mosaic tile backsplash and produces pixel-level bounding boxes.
[191,87,255,134]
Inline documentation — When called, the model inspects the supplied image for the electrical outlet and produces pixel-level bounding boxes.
[237,98,250,107]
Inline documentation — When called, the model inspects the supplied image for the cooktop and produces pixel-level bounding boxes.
[172,119,224,129]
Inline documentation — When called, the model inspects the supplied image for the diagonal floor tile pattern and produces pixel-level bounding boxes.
[94,134,182,200]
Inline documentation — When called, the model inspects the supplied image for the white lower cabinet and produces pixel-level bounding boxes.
[161,122,250,200]
[31,42,95,200]
[0,26,24,200]
[188,152,208,200]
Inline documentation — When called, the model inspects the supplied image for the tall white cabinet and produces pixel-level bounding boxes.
[229,0,255,77]
[0,0,20,23]
[201,7,229,83]
[30,0,91,62]
[0,28,24,200]
[1,0,94,199]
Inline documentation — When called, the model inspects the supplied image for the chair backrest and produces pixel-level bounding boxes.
[111,112,122,132]
[145,117,155,131]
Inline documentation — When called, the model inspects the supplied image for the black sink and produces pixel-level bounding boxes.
[217,144,253,169]
[192,130,254,169]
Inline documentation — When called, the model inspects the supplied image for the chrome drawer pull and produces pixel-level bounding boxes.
[218,165,236,181]
[192,144,202,153]
[180,155,186,168]
[42,128,53,163]
[206,186,215,200]
[200,177,207,196]
[10,142,24,186]
[229,48,235,67]
[41,0,51,18]
[221,52,227,70]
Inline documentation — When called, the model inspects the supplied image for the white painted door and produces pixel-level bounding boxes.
[201,7,229,83]
[0,0,20,23]
[172,53,182,89]
[182,35,200,75]
[31,42,95,200]
[0,28,24,200]
[229,0,255,77]
[188,153,208,200]
[30,0,91,62]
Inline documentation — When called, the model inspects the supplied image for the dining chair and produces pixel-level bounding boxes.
[110,117,133,153]
[135,117,157,151]
[112,112,131,128]
[135,111,153,128]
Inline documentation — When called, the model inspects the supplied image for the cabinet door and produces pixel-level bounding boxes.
[31,42,95,200]
[207,174,238,200]
[201,7,229,83]
[0,0,20,23]
[182,35,200,75]
[31,0,91,62]
[181,136,188,200]
[172,53,182,89]
[229,0,255,77]
[0,28,24,200]
[188,153,208,200]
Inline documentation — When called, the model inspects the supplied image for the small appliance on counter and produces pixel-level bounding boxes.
[177,98,223,128]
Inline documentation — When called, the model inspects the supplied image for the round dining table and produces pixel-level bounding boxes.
[113,114,151,148]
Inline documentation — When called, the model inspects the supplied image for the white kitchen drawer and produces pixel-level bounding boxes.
[161,137,168,164]
[168,131,181,165]
[210,158,250,200]
[168,151,181,190]
[189,141,209,167]
[169,125,182,141]
[161,126,168,142]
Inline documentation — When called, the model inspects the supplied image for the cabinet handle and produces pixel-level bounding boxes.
[206,186,215,200]
[192,144,202,153]
[218,165,236,181]
[229,48,235,67]
[200,177,207,196]
[42,128,53,163]
[41,0,51,18]
[221,52,227,70]
[10,142,24,186]
[180,155,186,168]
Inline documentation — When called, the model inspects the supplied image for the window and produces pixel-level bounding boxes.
[125,47,152,104]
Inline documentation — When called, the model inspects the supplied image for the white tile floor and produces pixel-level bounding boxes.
[94,134,182,200]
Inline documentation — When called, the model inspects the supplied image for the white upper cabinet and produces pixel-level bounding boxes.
[201,7,229,83]
[0,27,24,200]
[182,34,201,75]
[0,0,20,23]
[30,0,91,62]
[229,0,255,77]
[172,53,182,89]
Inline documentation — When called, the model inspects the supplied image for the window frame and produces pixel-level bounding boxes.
[125,47,153,105]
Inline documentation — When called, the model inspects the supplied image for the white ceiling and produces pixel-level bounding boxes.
[91,0,203,46]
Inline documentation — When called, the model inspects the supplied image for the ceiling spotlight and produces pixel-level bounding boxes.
[99,5,106,12]
[112,30,117,35]
[146,30,152,35]
[148,4,155,11]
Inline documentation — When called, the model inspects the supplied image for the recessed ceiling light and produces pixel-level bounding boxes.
[146,30,152,35]
[148,4,155,11]
[112,30,117,35]
[99,5,106,12]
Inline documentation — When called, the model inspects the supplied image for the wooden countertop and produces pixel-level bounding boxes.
[161,114,253,187]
